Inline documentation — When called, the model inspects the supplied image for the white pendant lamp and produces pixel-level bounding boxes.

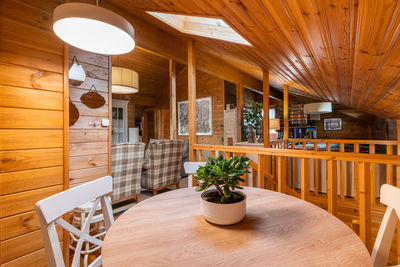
[112,67,139,94]
[53,2,135,55]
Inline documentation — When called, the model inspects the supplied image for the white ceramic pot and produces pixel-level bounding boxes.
[200,190,246,225]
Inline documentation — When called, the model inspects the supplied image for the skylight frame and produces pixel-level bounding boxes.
[147,12,252,46]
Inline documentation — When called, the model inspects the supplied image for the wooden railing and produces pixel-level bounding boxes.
[288,138,398,206]
[191,143,400,260]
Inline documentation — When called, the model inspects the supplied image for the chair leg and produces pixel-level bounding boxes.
[176,182,180,189]
[153,189,157,196]
[136,194,140,203]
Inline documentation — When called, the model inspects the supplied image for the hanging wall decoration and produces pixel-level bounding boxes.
[69,98,80,126]
[80,84,106,109]
[69,56,86,86]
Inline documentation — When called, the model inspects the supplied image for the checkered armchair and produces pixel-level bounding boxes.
[111,142,145,203]
[141,140,184,195]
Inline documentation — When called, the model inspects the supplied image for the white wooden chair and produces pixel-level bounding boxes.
[371,184,400,267]
[35,176,114,267]
[183,162,205,187]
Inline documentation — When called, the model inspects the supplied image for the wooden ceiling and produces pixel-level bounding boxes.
[112,47,169,97]
[106,0,400,119]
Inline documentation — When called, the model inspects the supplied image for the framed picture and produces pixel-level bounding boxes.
[323,118,343,131]
[178,96,212,136]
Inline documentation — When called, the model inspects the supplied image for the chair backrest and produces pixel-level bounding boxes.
[35,176,114,267]
[371,184,400,267]
[111,142,145,201]
[147,140,184,175]
[184,162,206,187]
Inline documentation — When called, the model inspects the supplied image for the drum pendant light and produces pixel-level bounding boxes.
[112,67,139,94]
[53,2,135,55]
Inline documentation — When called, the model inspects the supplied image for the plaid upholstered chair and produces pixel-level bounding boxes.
[141,140,184,195]
[111,142,145,203]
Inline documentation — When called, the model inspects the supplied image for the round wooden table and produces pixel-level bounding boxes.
[102,187,372,266]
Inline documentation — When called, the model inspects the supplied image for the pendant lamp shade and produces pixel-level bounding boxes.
[53,3,135,55]
[112,67,139,94]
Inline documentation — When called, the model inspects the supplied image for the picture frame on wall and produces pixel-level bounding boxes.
[323,118,343,131]
[178,96,212,136]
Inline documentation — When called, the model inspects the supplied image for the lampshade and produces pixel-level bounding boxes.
[112,67,139,94]
[53,3,135,55]
[269,118,280,130]
[304,102,332,114]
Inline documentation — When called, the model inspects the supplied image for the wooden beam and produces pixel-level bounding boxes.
[236,83,244,141]
[169,59,177,140]
[263,70,270,148]
[283,84,289,140]
[188,39,196,163]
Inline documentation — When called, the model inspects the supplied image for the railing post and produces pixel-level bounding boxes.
[290,157,296,190]
[327,159,338,215]
[277,156,287,193]
[301,158,309,201]
[370,144,375,206]
[314,143,319,196]
[198,149,203,162]
[339,143,345,199]
[258,154,266,189]
[358,162,371,251]
[387,145,393,185]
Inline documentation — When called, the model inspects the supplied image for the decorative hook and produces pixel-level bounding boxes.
[89,84,98,92]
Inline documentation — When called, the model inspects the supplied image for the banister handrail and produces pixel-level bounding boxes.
[191,144,400,164]
[288,138,397,145]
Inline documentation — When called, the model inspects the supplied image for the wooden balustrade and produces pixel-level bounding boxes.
[192,143,400,259]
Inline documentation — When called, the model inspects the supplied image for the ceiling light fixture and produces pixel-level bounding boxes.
[112,67,139,94]
[53,2,135,55]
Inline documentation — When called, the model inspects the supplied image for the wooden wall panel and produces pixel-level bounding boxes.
[0,130,63,150]
[0,0,66,264]
[0,185,63,218]
[0,211,40,241]
[0,148,63,173]
[0,166,63,195]
[0,62,63,92]
[174,68,224,145]
[0,228,63,264]
[0,85,63,110]
[68,46,111,187]
[69,154,108,171]
[0,40,63,73]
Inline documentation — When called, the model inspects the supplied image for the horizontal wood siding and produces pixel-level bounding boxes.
[0,0,66,264]
[68,46,110,186]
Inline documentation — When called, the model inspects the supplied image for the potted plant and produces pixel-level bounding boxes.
[194,155,250,225]
[242,102,263,141]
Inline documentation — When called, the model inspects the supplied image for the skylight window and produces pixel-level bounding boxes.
[147,12,251,46]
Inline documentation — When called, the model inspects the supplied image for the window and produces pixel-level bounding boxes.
[147,12,251,46]
[112,99,128,144]
[269,108,275,119]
